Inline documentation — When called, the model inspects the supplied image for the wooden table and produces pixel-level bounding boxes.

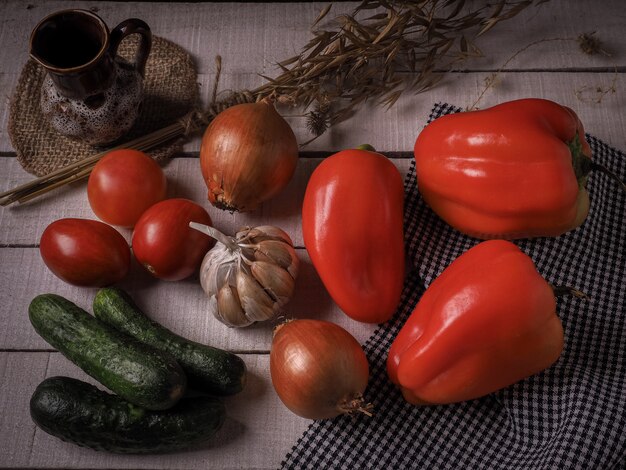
[0,1,623,468]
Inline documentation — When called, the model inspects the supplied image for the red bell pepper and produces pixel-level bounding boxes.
[413,98,593,239]
[387,240,564,404]
[302,147,405,324]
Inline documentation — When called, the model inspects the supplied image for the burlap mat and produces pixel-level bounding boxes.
[8,35,199,176]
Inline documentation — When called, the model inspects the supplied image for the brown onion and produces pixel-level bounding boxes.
[200,98,298,212]
[270,319,373,420]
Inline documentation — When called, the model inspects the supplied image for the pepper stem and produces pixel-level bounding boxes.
[356,144,376,152]
[550,284,589,300]
[189,222,240,252]
[569,133,626,194]
[568,133,592,186]
[591,161,626,193]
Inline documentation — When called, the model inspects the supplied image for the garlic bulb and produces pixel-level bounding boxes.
[190,222,299,328]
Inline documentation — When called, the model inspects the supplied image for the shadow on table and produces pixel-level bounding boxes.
[190,368,268,451]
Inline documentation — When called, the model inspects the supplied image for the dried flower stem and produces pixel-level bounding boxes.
[468,36,576,111]
[469,31,617,110]
[575,66,618,104]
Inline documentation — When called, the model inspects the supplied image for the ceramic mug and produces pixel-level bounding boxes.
[30,9,152,145]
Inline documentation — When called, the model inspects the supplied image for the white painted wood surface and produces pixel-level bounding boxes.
[0,1,624,469]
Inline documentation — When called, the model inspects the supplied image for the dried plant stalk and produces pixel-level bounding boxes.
[249,0,545,138]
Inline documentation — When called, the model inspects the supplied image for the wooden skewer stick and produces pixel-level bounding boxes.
[17,166,94,204]
[0,121,188,207]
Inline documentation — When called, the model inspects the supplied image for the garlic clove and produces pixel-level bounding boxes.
[251,261,295,305]
[254,240,299,278]
[253,250,274,265]
[236,270,276,322]
[244,297,278,323]
[216,283,252,327]
[200,244,238,296]
[235,226,257,242]
[288,261,299,280]
[252,226,293,244]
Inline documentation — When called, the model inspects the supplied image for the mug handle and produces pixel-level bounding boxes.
[109,18,152,78]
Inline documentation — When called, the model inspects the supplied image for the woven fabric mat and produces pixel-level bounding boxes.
[8,35,199,176]
[281,103,626,470]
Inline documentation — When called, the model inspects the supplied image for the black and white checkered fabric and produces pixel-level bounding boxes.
[281,103,626,469]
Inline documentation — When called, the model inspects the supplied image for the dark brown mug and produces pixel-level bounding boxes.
[29,9,152,144]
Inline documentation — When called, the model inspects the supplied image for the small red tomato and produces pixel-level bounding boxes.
[40,218,130,287]
[132,199,215,281]
[87,149,167,228]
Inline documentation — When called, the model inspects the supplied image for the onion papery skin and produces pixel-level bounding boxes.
[200,100,299,212]
[270,319,370,420]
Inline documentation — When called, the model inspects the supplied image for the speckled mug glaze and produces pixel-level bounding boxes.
[30,9,152,145]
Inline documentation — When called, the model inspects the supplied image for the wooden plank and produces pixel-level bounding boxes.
[0,351,312,469]
[0,352,50,468]
[222,71,626,152]
[1,71,625,154]
[234,71,626,154]
[1,1,624,154]
[0,246,379,351]
[0,156,399,351]
[0,0,622,76]
[0,1,624,469]
[0,157,413,247]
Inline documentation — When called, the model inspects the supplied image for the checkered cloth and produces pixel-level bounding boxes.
[281,103,626,469]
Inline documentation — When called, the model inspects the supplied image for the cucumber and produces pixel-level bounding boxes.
[93,287,246,396]
[29,294,187,410]
[30,376,225,454]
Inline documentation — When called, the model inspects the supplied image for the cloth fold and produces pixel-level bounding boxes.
[281,103,626,470]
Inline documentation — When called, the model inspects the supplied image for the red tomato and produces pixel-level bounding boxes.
[132,199,215,281]
[87,149,167,228]
[40,218,130,287]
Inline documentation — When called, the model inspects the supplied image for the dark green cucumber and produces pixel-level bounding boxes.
[30,376,225,454]
[93,287,246,396]
[29,294,187,410]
